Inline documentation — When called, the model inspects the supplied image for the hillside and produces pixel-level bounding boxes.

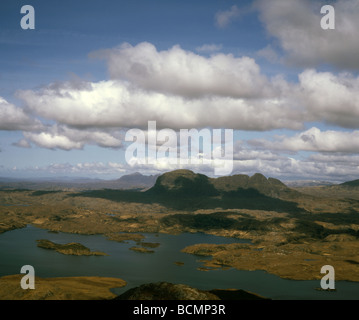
[340,179,359,188]
[149,169,295,198]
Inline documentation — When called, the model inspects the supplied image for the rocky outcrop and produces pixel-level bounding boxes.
[115,282,268,300]
[115,282,220,300]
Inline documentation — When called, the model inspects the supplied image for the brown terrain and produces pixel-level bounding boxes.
[0,275,126,300]
[1,169,359,299]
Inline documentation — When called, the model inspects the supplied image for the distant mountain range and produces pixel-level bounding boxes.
[0,172,159,191]
[284,180,335,187]
[1,170,358,197]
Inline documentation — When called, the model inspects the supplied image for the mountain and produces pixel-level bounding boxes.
[143,170,301,212]
[150,169,219,197]
[149,169,294,199]
[211,172,291,198]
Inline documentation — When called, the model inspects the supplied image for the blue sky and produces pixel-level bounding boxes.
[1,0,359,181]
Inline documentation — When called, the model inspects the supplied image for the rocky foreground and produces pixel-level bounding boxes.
[0,276,267,300]
[0,275,126,300]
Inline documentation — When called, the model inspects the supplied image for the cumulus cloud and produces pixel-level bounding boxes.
[255,0,359,69]
[0,97,42,131]
[93,42,272,99]
[249,127,359,153]
[12,40,359,165]
[16,42,314,133]
[299,69,359,128]
[22,125,123,150]
[17,78,304,132]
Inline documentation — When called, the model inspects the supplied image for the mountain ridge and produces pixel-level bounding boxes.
[149,169,295,199]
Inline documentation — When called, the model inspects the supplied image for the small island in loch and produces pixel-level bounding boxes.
[36,239,108,256]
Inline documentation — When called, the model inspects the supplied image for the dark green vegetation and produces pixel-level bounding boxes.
[287,219,359,243]
[287,211,359,240]
[340,179,359,187]
[161,212,281,231]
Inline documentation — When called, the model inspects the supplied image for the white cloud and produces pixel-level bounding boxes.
[17,78,304,132]
[33,162,126,175]
[93,42,272,99]
[22,125,123,150]
[250,127,359,153]
[23,132,83,151]
[0,97,41,131]
[16,42,313,134]
[299,69,359,128]
[255,0,359,69]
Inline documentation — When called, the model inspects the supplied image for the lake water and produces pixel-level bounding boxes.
[0,225,358,300]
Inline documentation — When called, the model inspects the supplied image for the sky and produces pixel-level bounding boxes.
[1,0,359,182]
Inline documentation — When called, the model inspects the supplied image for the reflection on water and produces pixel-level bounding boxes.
[0,225,358,300]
